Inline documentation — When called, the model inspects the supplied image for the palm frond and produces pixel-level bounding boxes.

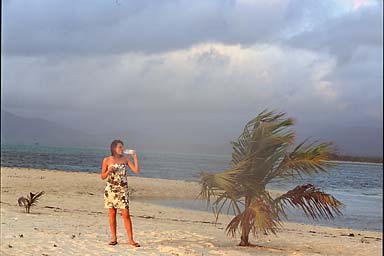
[18,196,27,207]
[28,191,45,205]
[20,191,45,213]
[197,169,241,204]
[226,195,283,238]
[230,110,296,184]
[274,139,336,179]
[211,191,243,223]
[274,184,344,221]
[230,109,292,167]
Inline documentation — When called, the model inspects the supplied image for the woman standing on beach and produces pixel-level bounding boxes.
[101,139,140,247]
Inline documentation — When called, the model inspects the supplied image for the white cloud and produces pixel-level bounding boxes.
[3,43,354,121]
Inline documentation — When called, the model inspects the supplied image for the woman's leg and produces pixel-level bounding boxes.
[109,208,117,241]
[121,208,139,246]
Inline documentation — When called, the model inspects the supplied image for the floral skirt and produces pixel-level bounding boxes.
[104,183,130,209]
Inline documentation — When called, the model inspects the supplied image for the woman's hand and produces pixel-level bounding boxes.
[101,158,118,180]
[107,164,116,174]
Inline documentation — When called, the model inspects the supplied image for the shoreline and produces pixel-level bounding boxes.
[2,142,383,164]
[0,166,287,199]
[327,160,383,165]
[1,166,381,229]
[1,166,382,255]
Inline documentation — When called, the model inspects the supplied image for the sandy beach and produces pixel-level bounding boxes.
[1,167,382,256]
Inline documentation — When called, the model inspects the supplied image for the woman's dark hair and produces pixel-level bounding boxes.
[110,139,124,156]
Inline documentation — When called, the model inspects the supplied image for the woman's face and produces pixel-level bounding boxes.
[114,143,124,156]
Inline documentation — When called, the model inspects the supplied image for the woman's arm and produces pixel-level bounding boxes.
[127,153,140,174]
[101,158,112,180]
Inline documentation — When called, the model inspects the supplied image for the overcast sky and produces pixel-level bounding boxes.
[1,0,383,150]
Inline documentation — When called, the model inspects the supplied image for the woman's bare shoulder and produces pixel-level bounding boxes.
[104,156,112,163]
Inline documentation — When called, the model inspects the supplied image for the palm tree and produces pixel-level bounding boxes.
[198,109,344,246]
[18,191,45,213]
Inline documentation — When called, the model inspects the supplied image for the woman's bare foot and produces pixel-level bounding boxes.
[129,240,140,247]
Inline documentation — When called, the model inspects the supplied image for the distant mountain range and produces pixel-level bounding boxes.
[1,110,382,159]
[0,110,230,154]
[1,110,101,147]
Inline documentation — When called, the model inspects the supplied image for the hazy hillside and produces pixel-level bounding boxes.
[1,110,102,147]
[1,110,382,157]
[0,110,231,154]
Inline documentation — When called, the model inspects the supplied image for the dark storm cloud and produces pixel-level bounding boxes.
[3,0,339,56]
[287,2,383,63]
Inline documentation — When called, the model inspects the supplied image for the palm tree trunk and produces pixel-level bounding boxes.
[239,195,251,246]
[240,226,250,246]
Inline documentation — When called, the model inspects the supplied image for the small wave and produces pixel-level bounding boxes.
[361,192,381,196]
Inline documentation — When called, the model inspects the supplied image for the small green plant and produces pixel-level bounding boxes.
[18,191,45,213]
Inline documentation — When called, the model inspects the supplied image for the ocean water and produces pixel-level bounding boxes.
[1,143,382,231]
